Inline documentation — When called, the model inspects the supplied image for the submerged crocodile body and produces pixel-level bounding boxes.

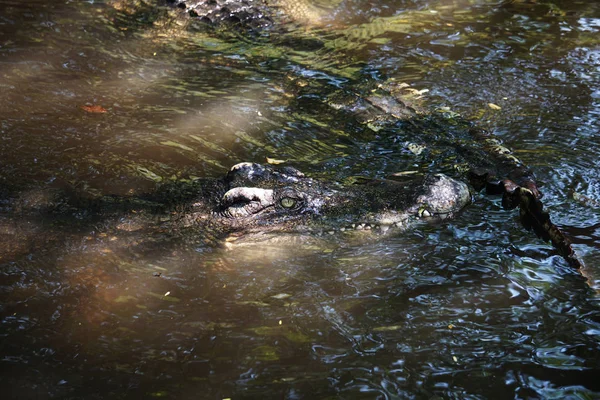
[103,0,582,270]
[165,0,274,28]
[303,79,581,268]
[164,0,327,28]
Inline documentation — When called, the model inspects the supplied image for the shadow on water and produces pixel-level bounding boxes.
[1,0,600,398]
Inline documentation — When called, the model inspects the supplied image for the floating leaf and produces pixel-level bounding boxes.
[391,170,419,176]
[266,157,286,165]
[81,105,107,113]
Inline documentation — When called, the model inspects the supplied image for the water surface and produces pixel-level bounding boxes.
[1,0,599,398]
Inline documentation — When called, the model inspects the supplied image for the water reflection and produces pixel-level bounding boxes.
[1,0,600,398]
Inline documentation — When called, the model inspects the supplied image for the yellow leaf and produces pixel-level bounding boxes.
[266,157,286,165]
[488,103,502,110]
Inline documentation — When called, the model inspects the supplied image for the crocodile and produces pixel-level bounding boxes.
[187,161,470,232]
[101,0,583,269]
[0,162,470,263]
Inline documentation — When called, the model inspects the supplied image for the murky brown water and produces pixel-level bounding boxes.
[1,0,599,398]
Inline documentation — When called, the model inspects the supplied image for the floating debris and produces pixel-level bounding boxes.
[80,104,107,113]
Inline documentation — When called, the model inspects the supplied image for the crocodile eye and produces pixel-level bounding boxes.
[280,197,297,209]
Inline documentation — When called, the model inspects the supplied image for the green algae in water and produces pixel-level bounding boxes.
[114,295,137,303]
[136,166,164,182]
[160,140,195,152]
[249,325,312,344]
[250,345,280,361]
[149,391,169,398]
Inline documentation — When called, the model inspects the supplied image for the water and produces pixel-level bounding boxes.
[1,0,599,398]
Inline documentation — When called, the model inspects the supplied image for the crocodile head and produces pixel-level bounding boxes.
[207,162,471,235]
[212,162,335,231]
